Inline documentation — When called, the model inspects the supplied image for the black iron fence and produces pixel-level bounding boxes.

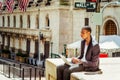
[0,58,44,80]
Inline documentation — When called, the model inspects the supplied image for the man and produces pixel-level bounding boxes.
[57,26,100,80]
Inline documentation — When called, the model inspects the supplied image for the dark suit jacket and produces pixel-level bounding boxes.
[78,36,100,71]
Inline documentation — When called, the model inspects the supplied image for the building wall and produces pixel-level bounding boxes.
[59,9,73,52]
[21,39,26,51]
[39,7,60,53]
[102,6,120,35]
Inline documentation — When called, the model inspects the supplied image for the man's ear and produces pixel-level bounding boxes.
[88,32,91,35]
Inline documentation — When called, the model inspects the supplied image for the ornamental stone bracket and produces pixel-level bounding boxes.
[40,28,52,41]
[0,27,39,37]
[0,27,52,41]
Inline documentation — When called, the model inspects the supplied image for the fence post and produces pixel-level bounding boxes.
[8,64,10,78]
[29,68,32,80]
[22,68,24,80]
[3,62,4,75]
[39,70,41,80]
[35,68,37,80]
[13,64,15,78]
[20,64,22,77]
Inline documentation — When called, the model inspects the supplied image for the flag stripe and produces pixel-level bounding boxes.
[6,0,14,13]
[0,2,2,10]
[19,0,29,12]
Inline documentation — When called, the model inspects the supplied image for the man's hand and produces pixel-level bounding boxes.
[72,57,79,64]
[72,57,83,64]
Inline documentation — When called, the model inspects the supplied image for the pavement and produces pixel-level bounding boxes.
[0,73,11,80]
[0,73,45,80]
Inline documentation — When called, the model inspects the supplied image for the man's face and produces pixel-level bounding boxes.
[80,29,90,39]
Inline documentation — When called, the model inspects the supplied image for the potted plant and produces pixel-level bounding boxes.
[16,52,22,61]
[2,49,10,58]
[16,52,28,63]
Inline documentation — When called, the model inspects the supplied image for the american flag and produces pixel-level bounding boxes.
[5,0,14,13]
[0,2,2,10]
[18,0,29,12]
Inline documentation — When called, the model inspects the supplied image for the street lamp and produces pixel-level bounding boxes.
[101,1,120,13]
[95,0,101,43]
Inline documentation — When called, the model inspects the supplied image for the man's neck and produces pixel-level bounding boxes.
[85,36,91,45]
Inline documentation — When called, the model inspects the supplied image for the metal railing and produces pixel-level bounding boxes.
[0,58,44,80]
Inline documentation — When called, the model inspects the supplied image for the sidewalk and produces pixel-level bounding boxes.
[0,73,11,80]
[0,73,45,80]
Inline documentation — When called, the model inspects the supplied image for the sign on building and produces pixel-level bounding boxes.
[74,2,96,12]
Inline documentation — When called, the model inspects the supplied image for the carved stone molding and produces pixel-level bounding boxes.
[40,28,52,41]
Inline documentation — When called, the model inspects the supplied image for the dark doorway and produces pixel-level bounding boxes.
[35,40,39,56]
[44,41,50,58]
[2,35,5,49]
[7,36,10,49]
[26,39,30,54]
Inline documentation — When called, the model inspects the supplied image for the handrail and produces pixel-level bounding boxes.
[0,57,44,80]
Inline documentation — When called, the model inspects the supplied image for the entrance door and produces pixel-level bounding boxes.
[7,36,10,49]
[2,35,5,49]
[44,41,50,58]
[34,40,38,58]
[26,39,30,54]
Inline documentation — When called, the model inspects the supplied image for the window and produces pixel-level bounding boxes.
[104,20,117,35]
[85,18,89,26]
[36,14,39,29]
[8,16,10,27]
[20,15,23,28]
[27,15,30,28]
[2,16,5,27]
[46,15,50,27]
[13,16,16,27]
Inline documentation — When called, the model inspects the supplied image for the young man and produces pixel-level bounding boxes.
[57,26,100,80]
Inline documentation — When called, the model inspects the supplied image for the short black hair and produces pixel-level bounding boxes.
[82,26,92,33]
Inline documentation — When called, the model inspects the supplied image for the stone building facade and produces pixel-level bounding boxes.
[0,0,120,58]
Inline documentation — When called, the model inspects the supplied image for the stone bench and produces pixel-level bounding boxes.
[46,58,120,80]
[70,57,120,80]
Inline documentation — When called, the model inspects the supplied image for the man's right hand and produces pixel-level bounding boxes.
[72,57,80,64]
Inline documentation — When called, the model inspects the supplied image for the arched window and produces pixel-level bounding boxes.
[20,15,23,28]
[27,15,30,28]
[104,20,117,35]
[13,16,16,27]
[8,16,10,27]
[46,15,50,27]
[36,14,39,29]
[2,16,5,27]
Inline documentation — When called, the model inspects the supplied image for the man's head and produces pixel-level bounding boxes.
[80,26,91,40]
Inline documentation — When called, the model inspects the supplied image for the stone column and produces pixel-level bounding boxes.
[4,36,7,46]
[21,38,26,52]
[30,39,35,56]
[13,36,15,49]
[10,37,13,48]
[19,37,22,50]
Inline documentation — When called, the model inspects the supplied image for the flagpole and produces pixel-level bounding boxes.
[37,8,41,66]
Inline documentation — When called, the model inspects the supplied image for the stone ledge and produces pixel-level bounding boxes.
[70,58,120,80]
